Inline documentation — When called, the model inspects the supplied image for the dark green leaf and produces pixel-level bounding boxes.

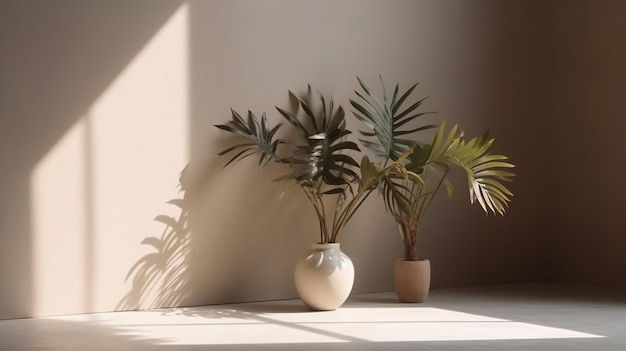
[391,83,418,115]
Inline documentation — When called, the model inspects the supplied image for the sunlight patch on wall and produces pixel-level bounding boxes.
[88,2,189,312]
[30,3,189,317]
[31,120,88,316]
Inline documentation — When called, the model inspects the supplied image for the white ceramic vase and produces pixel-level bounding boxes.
[294,243,354,311]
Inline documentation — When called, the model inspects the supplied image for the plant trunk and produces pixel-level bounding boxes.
[398,218,419,261]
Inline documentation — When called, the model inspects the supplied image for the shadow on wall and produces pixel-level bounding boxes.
[116,150,238,312]
[117,81,314,310]
[117,167,193,311]
[118,199,190,309]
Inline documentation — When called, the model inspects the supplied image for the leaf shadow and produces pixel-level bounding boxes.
[117,166,195,311]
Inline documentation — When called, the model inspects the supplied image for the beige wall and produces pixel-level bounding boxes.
[550,0,626,286]
[0,0,564,319]
[0,0,189,319]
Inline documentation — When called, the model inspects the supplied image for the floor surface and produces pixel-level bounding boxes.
[1,282,625,350]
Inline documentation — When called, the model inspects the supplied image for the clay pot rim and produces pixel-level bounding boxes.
[397,258,430,262]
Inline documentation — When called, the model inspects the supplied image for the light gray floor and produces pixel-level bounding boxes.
[1,282,625,350]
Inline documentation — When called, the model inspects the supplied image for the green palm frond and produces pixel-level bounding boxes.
[428,122,515,215]
[350,76,437,161]
[367,148,423,222]
[380,173,414,219]
[346,77,516,259]
[214,109,283,168]
[276,88,360,188]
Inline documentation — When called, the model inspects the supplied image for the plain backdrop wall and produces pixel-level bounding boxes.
[550,0,626,286]
[0,0,592,319]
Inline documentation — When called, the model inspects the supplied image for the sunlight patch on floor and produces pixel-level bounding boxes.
[50,306,603,345]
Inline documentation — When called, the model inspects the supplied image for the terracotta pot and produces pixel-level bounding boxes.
[294,243,354,310]
[394,259,431,303]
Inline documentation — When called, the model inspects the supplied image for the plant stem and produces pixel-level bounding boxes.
[398,221,418,261]
[301,186,327,243]
[331,186,376,242]
[417,166,448,221]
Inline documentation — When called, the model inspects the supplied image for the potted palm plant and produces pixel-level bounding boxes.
[215,86,403,310]
[350,77,515,302]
